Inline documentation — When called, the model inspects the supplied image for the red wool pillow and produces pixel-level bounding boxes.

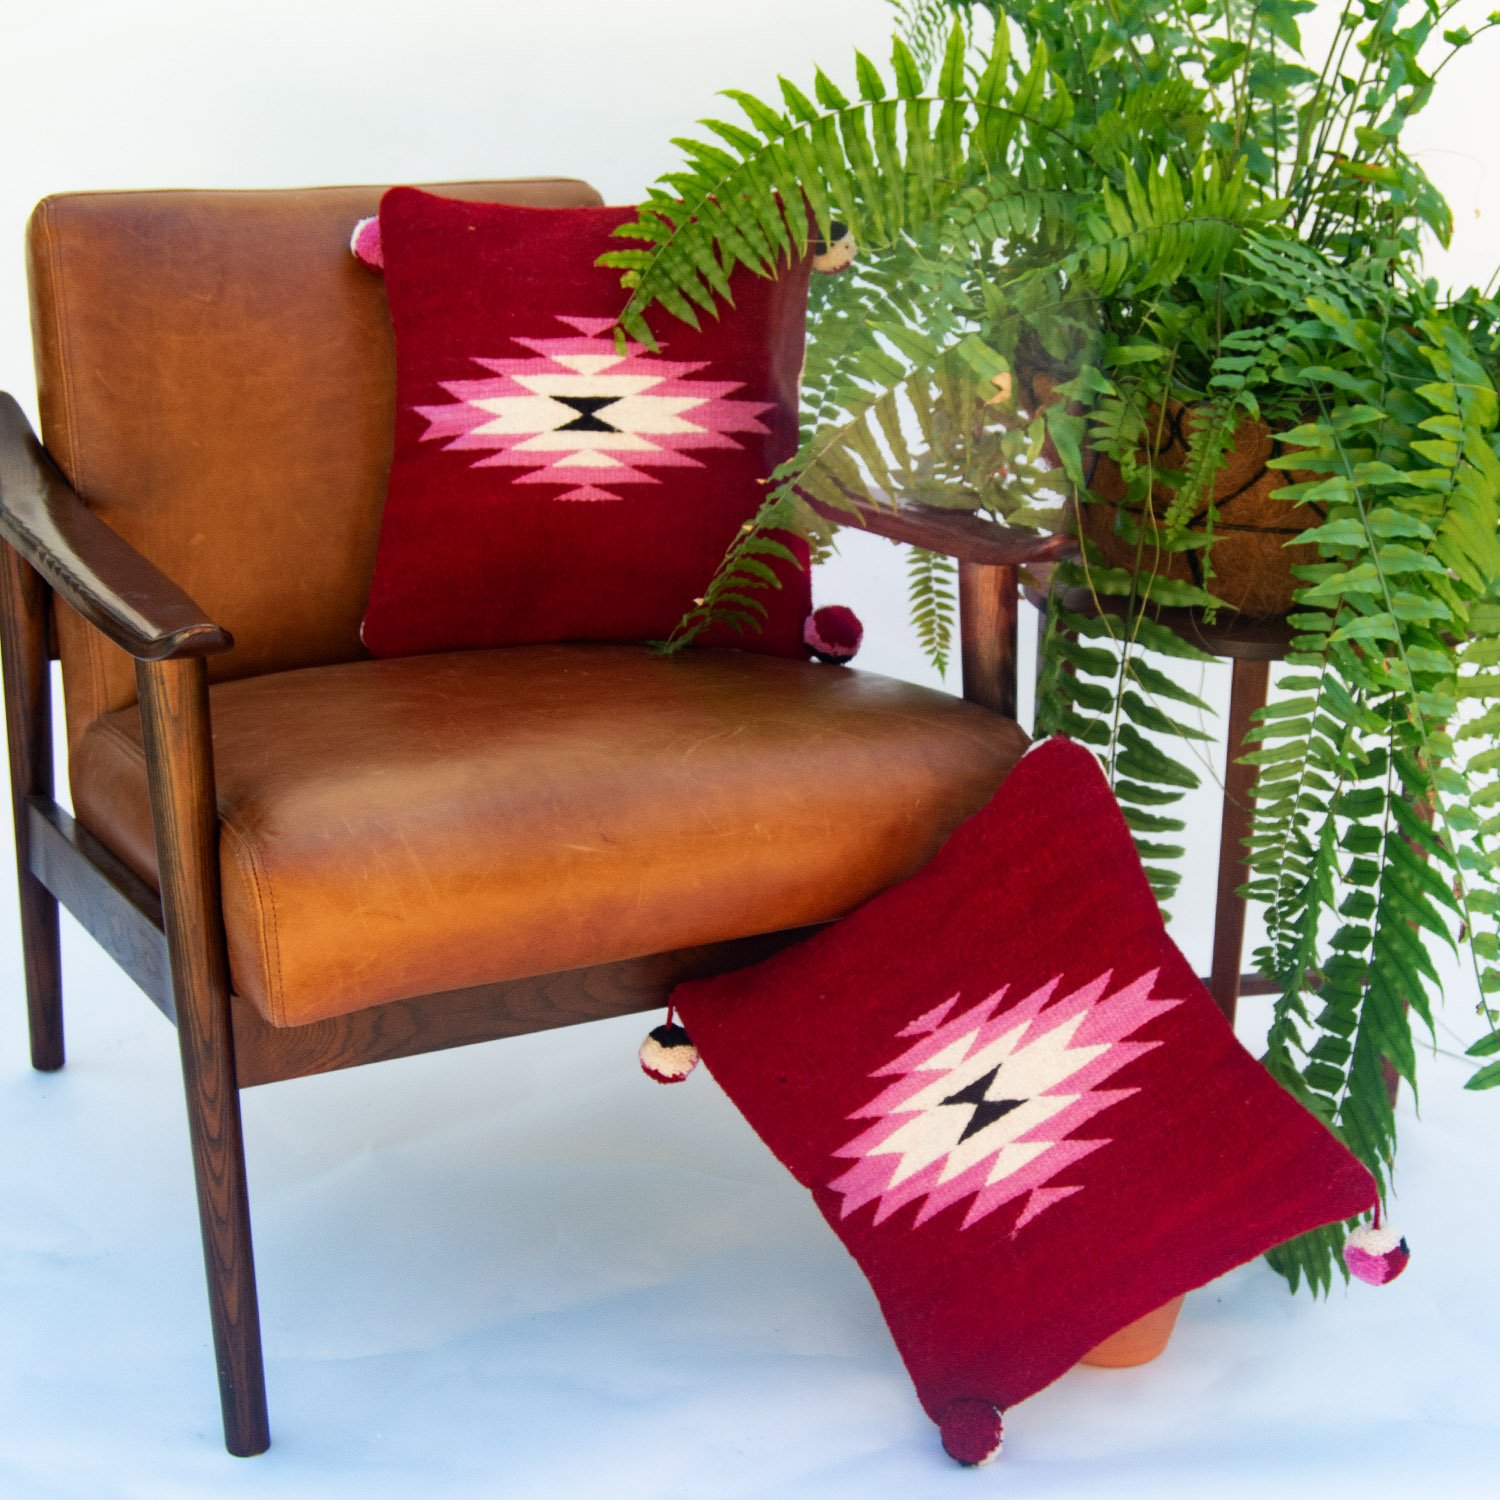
[670,737,1376,1466]
[361,187,813,657]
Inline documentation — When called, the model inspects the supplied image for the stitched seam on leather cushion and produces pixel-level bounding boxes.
[36,202,85,503]
[85,719,162,879]
[219,820,288,1027]
[88,717,150,793]
[86,717,289,1026]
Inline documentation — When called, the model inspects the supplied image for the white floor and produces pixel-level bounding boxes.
[2,541,1498,1498]
[1,919,1496,1500]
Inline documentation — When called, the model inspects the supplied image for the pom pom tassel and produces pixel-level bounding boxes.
[350,215,384,271]
[811,220,856,274]
[804,605,863,665]
[1344,1206,1410,1286]
[639,1006,699,1084]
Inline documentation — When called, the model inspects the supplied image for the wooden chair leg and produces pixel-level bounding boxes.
[0,542,63,1070]
[958,561,1019,719]
[1209,658,1270,1025]
[137,657,270,1456]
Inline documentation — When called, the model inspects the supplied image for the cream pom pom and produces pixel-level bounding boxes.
[639,1021,699,1084]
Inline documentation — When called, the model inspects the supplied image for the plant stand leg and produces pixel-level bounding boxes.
[0,542,63,1071]
[1209,658,1270,1025]
[137,657,269,1456]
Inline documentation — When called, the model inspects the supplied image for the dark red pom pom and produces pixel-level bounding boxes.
[939,1399,1004,1466]
[804,605,863,664]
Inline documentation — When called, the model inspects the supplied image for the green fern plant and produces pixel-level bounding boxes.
[604,0,1500,1295]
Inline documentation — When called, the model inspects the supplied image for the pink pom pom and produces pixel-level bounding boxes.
[350,216,384,271]
[804,605,863,664]
[1344,1223,1410,1285]
[939,1399,1004,1467]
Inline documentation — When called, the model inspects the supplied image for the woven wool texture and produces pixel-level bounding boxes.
[361,187,812,657]
[671,737,1376,1437]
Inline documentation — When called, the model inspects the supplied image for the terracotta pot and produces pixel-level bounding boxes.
[1077,1294,1185,1368]
[1020,372,1319,618]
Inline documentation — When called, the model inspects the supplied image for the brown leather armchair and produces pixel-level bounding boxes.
[0,180,1071,1456]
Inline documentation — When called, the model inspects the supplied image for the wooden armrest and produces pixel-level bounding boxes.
[804,488,1078,568]
[0,393,232,661]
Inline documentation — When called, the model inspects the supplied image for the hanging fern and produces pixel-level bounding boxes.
[601,23,1077,348]
[1245,295,1500,1291]
[607,3,1500,1296]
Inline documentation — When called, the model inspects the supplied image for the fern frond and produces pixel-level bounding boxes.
[1247,292,1500,1287]
[888,1,988,75]
[1035,558,1217,910]
[906,547,958,675]
[1157,311,1305,570]
[604,24,1079,347]
[655,490,815,655]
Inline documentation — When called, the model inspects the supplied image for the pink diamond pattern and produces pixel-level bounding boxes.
[828,970,1181,1233]
[412,315,773,501]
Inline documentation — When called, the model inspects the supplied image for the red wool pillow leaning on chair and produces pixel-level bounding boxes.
[359,186,831,659]
[665,737,1379,1467]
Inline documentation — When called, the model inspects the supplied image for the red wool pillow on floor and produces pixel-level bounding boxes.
[361,187,813,657]
[670,737,1376,1466]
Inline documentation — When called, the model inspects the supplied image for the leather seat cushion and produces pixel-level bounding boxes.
[70,645,1029,1027]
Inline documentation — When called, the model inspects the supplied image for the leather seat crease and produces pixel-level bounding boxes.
[70,644,1030,1026]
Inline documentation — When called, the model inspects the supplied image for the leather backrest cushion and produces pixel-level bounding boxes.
[26,179,603,748]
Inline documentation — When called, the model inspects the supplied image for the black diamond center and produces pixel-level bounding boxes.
[942,1065,1025,1144]
[555,395,621,432]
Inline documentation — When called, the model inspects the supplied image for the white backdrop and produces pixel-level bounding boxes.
[0,3,1497,1497]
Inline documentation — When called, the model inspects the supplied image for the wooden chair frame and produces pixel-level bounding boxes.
[0,391,1073,1455]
